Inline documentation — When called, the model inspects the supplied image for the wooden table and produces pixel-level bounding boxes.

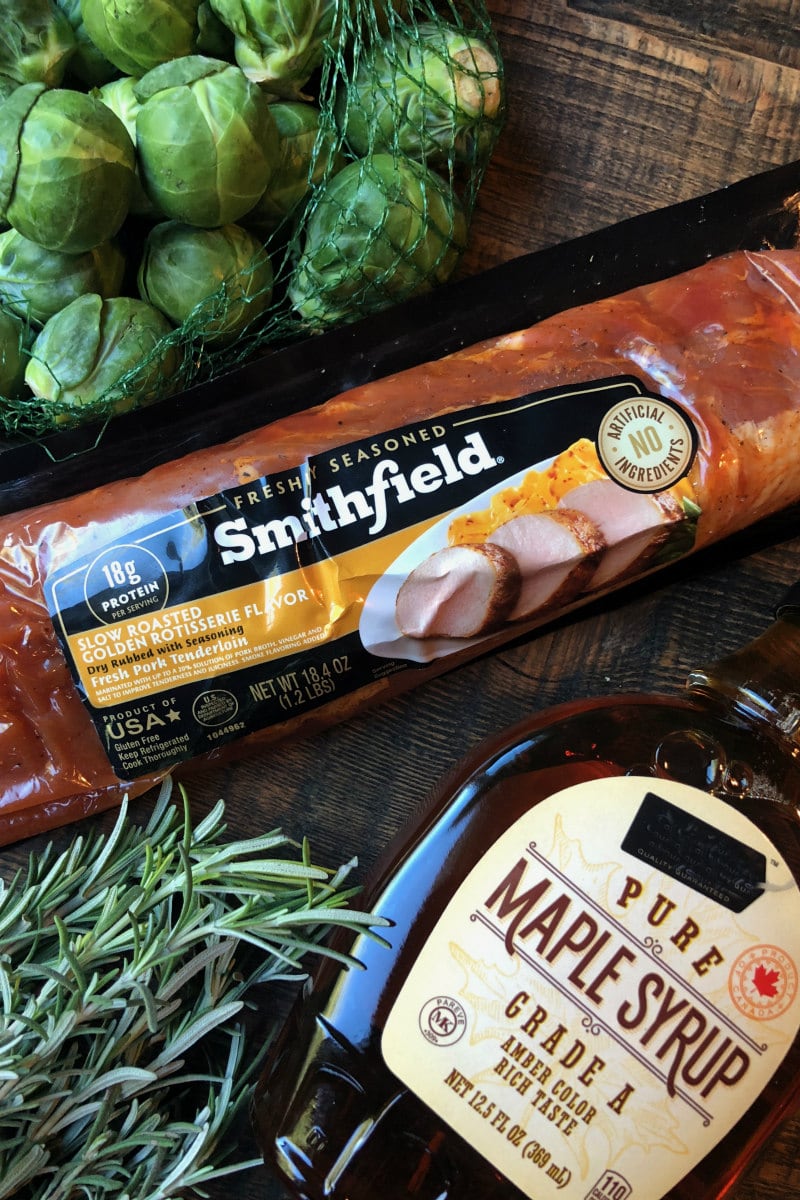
[7,2,800,1198]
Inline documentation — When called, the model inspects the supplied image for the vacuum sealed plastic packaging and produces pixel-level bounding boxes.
[2,165,800,845]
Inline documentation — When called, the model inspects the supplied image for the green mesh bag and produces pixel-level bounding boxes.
[0,0,505,438]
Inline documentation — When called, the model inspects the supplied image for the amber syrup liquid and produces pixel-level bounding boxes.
[252,616,800,1200]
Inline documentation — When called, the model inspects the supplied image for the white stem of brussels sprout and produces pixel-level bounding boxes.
[452,45,502,118]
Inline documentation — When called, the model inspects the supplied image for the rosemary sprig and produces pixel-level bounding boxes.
[0,778,385,1199]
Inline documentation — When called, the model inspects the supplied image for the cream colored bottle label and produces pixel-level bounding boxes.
[381,776,800,1200]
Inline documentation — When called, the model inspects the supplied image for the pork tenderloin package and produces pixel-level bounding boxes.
[3,171,800,844]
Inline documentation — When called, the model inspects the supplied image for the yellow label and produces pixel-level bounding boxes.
[65,530,419,707]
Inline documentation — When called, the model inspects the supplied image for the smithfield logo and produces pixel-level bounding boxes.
[213,431,498,562]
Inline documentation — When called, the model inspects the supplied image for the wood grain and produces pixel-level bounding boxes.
[459,0,800,276]
[4,2,800,1198]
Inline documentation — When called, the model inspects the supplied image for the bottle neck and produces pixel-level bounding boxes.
[686,609,800,745]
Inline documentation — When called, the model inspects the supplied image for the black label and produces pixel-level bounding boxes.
[43,376,697,781]
[621,791,766,912]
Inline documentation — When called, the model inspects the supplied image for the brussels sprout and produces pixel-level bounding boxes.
[0,79,12,234]
[289,153,467,326]
[25,294,180,420]
[81,0,203,77]
[0,228,124,327]
[97,75,140,130]
[55,0,118,86]
[96,76,160,217]
[338,22,503,165]
[0,0,76,88]
[208,0,341,96]
[0,83,135,253]
[134,57,279,227]
[195,1,235,57]
[0,304,29,399]
[0,75,17,104]
[138,220,273,345]
[245,102,344,236]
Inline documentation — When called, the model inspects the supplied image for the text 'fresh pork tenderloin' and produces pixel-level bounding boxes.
[2,248,800,844]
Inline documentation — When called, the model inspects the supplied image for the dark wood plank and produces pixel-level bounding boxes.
[569,0,800,67]
[459,0,800,275]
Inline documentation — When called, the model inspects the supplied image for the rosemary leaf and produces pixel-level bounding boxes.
[0,778,386,1199]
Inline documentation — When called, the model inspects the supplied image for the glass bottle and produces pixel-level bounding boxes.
[251,587,800,1200]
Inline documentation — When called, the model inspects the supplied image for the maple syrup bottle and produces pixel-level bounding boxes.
[252,588,800,1200]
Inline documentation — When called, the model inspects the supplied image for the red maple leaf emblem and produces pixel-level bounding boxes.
[751,963,781,998]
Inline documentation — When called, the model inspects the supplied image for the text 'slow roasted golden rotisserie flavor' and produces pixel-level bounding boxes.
[2,162,800,843]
